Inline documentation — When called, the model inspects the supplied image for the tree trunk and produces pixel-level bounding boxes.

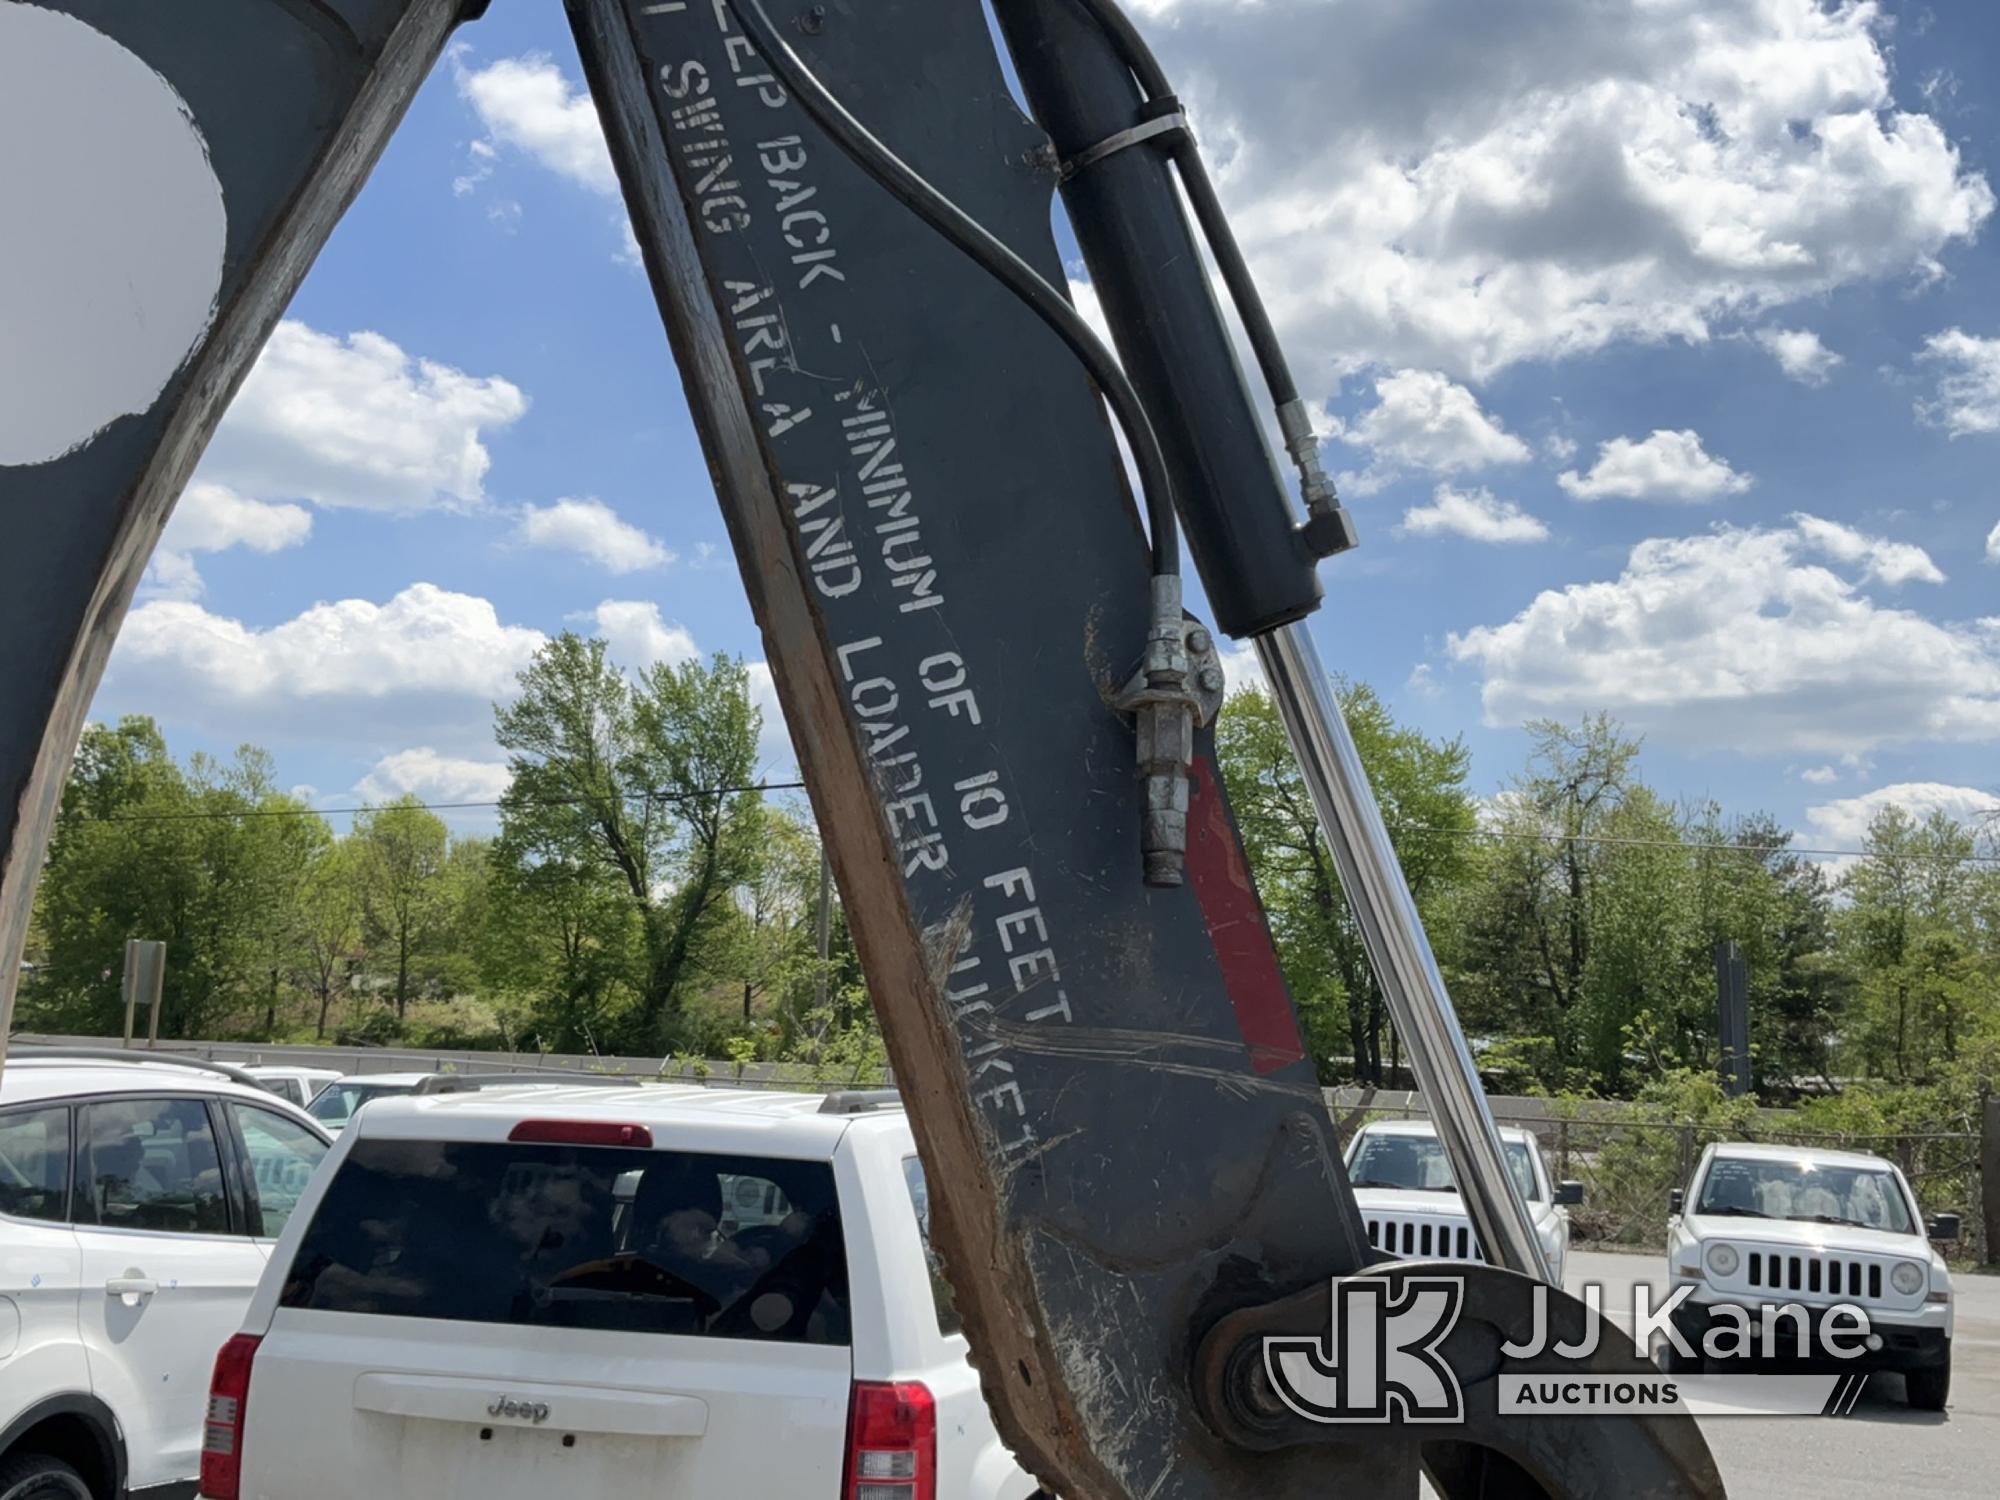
[396,928,410,1020]
[645,863,718,1037]
[316,983,331,1040]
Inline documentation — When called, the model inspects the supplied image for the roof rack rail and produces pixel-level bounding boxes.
[6,1045,263,1089]
[413,1072,644,1095]
[819,1088,903,1115]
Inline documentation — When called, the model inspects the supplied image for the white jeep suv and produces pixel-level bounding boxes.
[0,1049,330,1499]
[1663,1142,1957,1409]
[199,1083,1044,1500]
[1343,1119,1581,1284]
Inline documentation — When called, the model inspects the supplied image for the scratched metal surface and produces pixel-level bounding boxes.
[585,2,1405,1494]
[0,0,466,1040]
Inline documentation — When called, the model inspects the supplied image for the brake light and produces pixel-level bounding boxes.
[201,1334,261,1500]
[843,1381,936,1500]
[507,1120,654,1147]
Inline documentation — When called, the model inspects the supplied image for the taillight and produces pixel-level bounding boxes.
[843,1381,936,1500]
[507,1120,654,1147]
[201,1334,261,1500]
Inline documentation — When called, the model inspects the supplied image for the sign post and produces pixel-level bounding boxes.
[120,939,167,1049]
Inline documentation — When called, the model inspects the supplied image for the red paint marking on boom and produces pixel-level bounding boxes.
[1186,754,1304,1074]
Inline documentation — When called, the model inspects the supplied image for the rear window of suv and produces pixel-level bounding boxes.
[280,1139,850,1345]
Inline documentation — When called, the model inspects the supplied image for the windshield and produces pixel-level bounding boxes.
[306,1080,418,1128]
[1347,1132,1541,1203]
[1695,1156,1915,1233]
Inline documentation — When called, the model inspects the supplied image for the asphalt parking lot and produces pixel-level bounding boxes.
[1564,1249,2000,1498]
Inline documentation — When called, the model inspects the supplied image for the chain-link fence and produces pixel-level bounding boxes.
[1332,1100,1986,1264]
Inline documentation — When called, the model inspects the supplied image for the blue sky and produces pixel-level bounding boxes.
[92,0,2000,853]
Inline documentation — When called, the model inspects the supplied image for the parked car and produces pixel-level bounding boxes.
[240,1065,340,1110]
[1343,1118,1581,1283]
[0,1049,330,1499]
[200,1084,1044,1500]
[301,1072,431,1135]
[1662,1142,1958,1408]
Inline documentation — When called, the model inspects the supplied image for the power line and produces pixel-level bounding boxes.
[74,781,807,826]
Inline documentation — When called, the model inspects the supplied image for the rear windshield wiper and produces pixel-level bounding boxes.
[1349,1177,1409,1191]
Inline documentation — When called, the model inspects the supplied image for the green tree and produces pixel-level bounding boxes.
[1838,806,1988,1081]
[1216,681,1477,1083]
[295,840,364,1039]
[493,634,767,1050]
[352,796,450,1020]
[1459,714,1642,1086]
[27,718,326,1038]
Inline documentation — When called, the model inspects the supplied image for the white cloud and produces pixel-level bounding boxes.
[1917,328,2000,436]
[585,600,701,672]
[106,582,545,748]
[202,321,527,513]
[1068,275,1112,348]
[1805,781,2000,854]
[1125,0,1990,381]
[146,481,313,599]
[451,51,645,267]
[165,481,314,555]
[746,661,795,778]
[1219,638,1265,696]
[1799,765,1841,786]
[1544,432,1578,463]
[1399,483,1548,544]
[355,748,512,807]
[1407,662,1442,698]
[1790,512,1944,586]
[1754,327,1843,385]
[1328,369,1530,494]
[1558,429,1752,503]
[518,498,674,574]
[1447,515,2000,755]
[454,52,617,195]
[1988,518,2000,562]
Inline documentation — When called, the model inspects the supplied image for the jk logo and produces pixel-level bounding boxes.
[1264,1277,1466,1424]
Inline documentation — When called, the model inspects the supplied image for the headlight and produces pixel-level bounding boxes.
[1891,1261,1926,1296]
[1704,1242,1739,1278]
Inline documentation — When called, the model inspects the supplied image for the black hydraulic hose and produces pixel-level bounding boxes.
[730,0,1181,579]
[1068,0,1303,410]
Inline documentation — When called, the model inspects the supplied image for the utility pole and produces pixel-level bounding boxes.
[1714,940,1751,1097]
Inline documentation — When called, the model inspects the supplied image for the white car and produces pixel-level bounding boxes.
[300,1072,432,1135]
[1663,1142,1957,1409]
[0,1049,330,1499]
[1343,1119,1581,1283]
[199,1084,1045,1500]
[240,1065,341,1110]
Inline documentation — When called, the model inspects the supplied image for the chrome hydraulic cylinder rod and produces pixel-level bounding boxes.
[1256,620,1552,1283]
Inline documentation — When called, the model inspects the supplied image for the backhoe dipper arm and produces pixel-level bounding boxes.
[0,4,1726,1499]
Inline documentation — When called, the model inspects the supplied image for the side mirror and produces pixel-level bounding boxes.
[1928,1213,1962,1244]
[1554,1180,1585,1207]
[1669,1188,1685,1215]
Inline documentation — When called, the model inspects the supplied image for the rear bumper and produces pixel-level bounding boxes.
[1671,1299,1950,1372]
